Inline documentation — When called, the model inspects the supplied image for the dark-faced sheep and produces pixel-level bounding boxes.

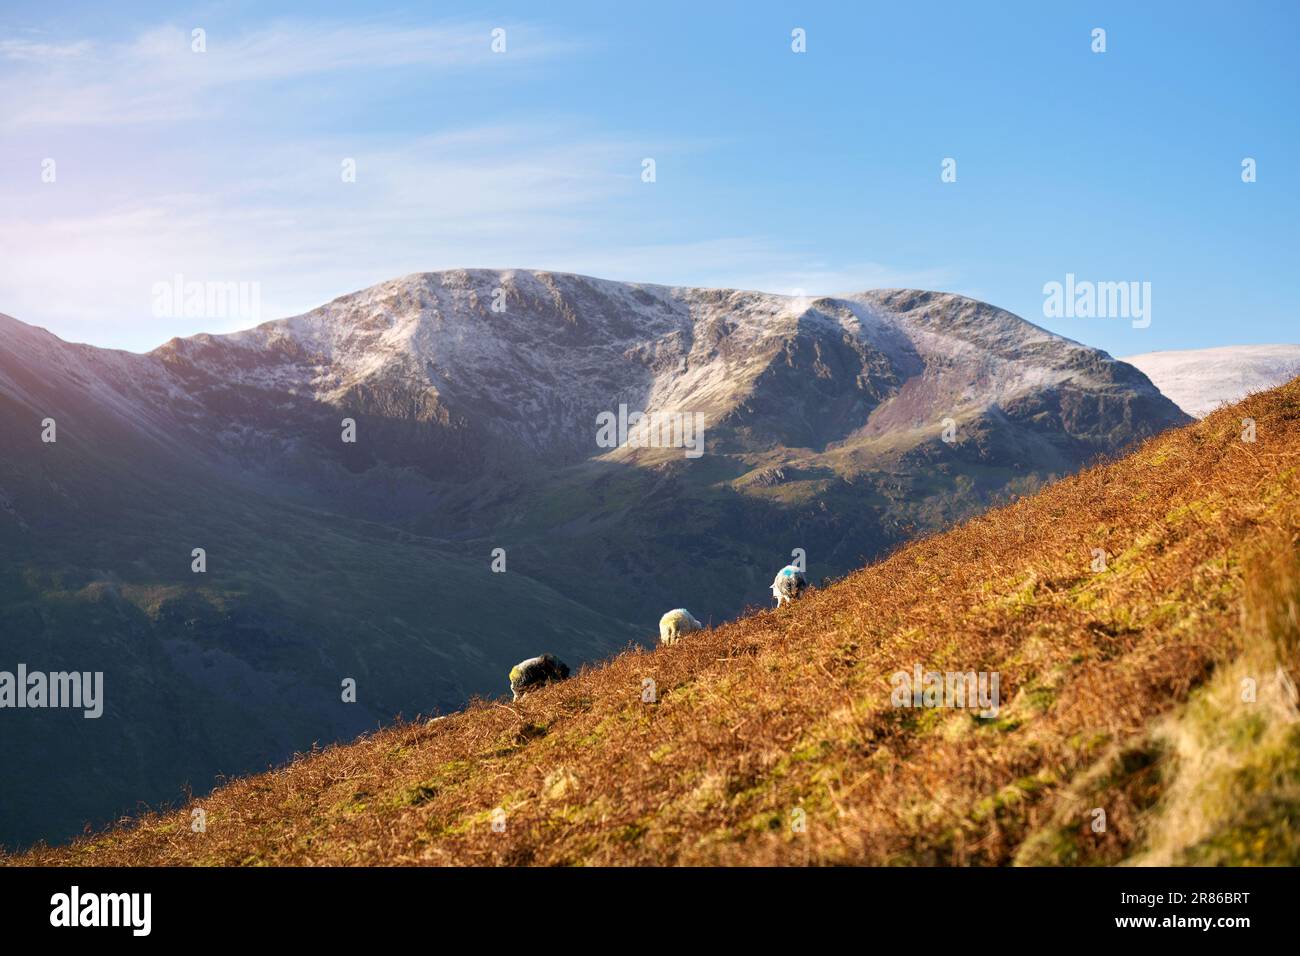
[509,653,570,700]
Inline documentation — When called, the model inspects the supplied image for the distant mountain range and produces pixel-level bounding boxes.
[0,270,1189,848]
[1124,345,1300,419]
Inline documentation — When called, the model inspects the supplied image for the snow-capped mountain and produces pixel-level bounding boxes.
[5,269,1180,468]
[0,270,1190,849]
[1,268,1192,659]
[184,271,1177,462]
[1122,345,1300,419]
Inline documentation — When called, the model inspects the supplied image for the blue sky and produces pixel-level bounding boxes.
[1,0,1296,355]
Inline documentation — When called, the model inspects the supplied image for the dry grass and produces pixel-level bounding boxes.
[1120,530,1300,866]
[8,378,1300,866]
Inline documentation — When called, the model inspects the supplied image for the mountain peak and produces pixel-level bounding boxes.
[13,271,1185,471]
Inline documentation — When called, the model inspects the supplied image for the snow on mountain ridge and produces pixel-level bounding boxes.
[1123,345,1300,419]
[173,271,1131,435]
[3,271,1179,470]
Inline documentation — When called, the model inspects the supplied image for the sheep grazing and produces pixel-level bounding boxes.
[508,653,571,701]
[659,608,704,646]
[771,565,808,607]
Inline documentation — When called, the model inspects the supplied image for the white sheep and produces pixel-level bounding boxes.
[659,608,704,646]
[771,565,808,607]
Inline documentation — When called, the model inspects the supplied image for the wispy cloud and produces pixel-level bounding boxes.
[0,118,958,349]
[0,19,574,127]
[0,121,653,345]
[0,17,956,351]
[0,38,94,61]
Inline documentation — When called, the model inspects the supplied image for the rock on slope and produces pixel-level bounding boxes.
[1123,344,1300,419]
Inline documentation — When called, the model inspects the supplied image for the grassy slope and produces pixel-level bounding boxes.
[0,452,642,849]
[9,379,1300,866]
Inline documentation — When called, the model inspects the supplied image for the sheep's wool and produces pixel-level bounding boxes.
[772,566,807,603]
[660,609,702,645]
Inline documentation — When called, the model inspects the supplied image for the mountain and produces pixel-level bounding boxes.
[9,374,1298,867]
[1123,344,1300,418]
[0,270,1189,850]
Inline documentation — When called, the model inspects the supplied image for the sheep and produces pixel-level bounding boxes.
[770,564,808,607]
[508,653,571,701]
[659,608,704,646]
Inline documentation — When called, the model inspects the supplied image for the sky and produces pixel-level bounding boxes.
[0,0,1296,356]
